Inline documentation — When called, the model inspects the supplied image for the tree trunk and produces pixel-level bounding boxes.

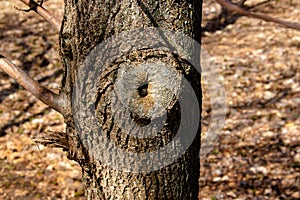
[59,0,202,199]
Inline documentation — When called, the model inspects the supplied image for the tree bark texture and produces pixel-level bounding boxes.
[59,0,202,199]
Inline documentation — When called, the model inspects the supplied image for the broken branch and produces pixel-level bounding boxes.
[33,131,69,151]
[0,55,66,115]
[215,0,300,31]
[18,0,60,31]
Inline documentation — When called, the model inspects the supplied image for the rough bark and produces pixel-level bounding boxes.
[59,0,202,199]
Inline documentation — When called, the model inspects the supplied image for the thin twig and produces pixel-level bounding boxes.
[215,0,300,31]
[33,131,69,151]
[18,0,60,31]
[0,55,65,114]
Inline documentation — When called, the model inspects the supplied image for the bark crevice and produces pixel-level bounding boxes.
[59,0,202,199]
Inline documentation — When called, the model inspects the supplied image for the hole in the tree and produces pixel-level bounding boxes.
[130,112,151,126]
[138,83,148,97]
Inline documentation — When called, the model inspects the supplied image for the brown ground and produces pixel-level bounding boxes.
[0,0,299,199]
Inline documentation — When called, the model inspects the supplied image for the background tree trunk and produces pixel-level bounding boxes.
[59,0,203,199]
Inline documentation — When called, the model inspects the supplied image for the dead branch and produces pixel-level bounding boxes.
[0,55,67,115]
[18,0,60,31]
[33,131,69,151]
[215,0,300,31]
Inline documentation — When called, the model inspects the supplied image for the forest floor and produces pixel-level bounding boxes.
[0,0,299,199]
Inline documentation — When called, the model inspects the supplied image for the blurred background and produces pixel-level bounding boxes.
[0,0,299,199]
